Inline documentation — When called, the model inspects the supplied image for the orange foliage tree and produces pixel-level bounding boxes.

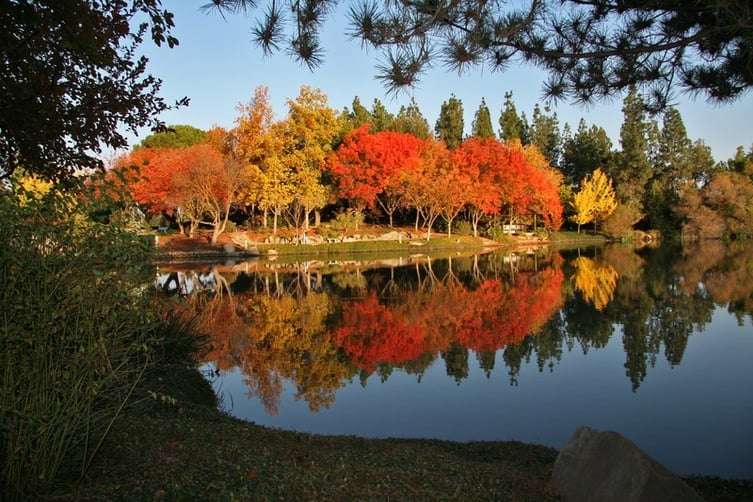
[327,125,424,226]
[452,138,505,236]
[328,257,564,374]
[123,144,243,242]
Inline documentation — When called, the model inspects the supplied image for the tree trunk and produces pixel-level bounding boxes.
[304,208,311,231]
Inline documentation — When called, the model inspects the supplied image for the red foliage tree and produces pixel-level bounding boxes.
[328,125,423,225]
[122,144,242,241]
[452,138,505,236]
[331,292,430,372]
[453,138,564,232]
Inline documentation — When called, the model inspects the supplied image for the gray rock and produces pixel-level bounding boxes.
[550,426,704,502]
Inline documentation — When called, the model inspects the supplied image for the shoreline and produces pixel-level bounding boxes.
[68,365,752,500]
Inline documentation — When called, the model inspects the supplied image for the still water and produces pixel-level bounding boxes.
[159,241,753,478]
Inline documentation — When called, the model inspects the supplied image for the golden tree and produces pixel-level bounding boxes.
[277,86,342,234]
[572,256,619,311]
[571,168,617,232]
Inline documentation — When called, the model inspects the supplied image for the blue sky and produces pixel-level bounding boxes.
[128,2,752,163]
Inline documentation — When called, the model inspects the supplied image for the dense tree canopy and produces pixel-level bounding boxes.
[99,83,747,242]
[1,0,184,181]
[137,125,207,149]
[205,0,753,110]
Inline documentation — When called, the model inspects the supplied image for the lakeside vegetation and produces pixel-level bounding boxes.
[53,363,753,501]
[2,185,749,498]
[3,2,753,498]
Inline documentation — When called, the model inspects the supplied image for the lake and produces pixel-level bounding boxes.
[158,240,753,479]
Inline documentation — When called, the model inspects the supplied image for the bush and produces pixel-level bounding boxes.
[330,210,365,233]
[484,220,513,243]
[0,185,195,497]
[452,220,473,237]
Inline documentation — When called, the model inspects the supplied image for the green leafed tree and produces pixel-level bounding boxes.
[393,98,431,139]
[370,98,395,133]
[137,124,206,149]
[608,87,654,228]
[529,104,562,168]
[435,94,464,149]
[644,107,692,234]
[342,96,373,135]
[562,119,614,187]
[498,91,529,144]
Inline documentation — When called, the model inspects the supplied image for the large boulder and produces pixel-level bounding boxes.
[550,426,704,502]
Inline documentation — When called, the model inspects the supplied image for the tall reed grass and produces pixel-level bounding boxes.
[0,184,201,498]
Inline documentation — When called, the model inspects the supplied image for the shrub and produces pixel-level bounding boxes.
[0,185,194,497]
[484,220,513,243]
[453,220,473,237]
[330,209,365,232]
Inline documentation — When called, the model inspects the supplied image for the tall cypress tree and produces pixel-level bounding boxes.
[657,107,692,181]
[393,98,431,139]
[530,104,562,167]
[613,87,653,207]
[435,94,464,149]
[471,98,495,138]
[645,107,694,234]
[498,91,529,143]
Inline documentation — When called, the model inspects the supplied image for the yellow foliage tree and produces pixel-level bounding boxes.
[229,85,341,235]
[12,169,54,205]
[571,168,617,232]
[572,256,618,311]
[278,86,342,233]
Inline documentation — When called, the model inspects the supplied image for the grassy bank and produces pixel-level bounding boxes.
[59,367,752,501]
[155,228,610,264]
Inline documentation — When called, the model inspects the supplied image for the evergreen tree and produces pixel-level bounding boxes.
[471,98,495,138]
[653,107,695,187]
[498,91,528,143]
[530,104,562,168]
[137,125,206,149]
[686,140,717,186]
[209,1,753,111]
[562,119,614,186]
[612,87,653,210]
[393,98,431,139]
[435,94,464,149]
[727,146,750,173]
[371,98,395,132]
[645,107,690,233]
[342,96,373,134]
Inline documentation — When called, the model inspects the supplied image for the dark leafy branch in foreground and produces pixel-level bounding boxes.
[204,0,753,111]
[0,1,186,181]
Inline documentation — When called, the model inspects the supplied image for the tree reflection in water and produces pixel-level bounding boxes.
[158,241,753,412]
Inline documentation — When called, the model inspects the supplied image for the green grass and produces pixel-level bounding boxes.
[257,234,497,257]
[550,230,609,243]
